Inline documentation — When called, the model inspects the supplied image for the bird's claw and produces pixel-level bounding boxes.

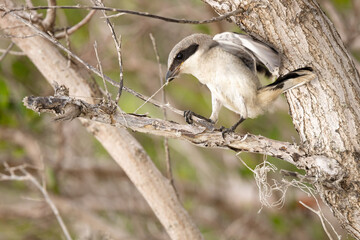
[184,110,194,124]
[220,126,235,138]
[220,117,246,139]
[183,110,215,129]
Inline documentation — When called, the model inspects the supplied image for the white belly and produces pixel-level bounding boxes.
[206,67,260,118]
[182,47,263,118]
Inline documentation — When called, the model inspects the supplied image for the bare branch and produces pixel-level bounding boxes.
[93,41,110,100]
[115,34,124,103]
[64,29,71,67]
[23,93,306,166]
[150,33,176,192]
[4,10,206,123]
[1,5,243,24]
[0,5,204,238]
[0,48,25,55]
[41,0,56,31]
[94,0,123,102]
[0,164,72,240]
[23,91,344,187]
[0,41,13,61]
[55,10,96,39]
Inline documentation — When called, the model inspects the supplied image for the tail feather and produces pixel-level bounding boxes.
[257,67,316,107]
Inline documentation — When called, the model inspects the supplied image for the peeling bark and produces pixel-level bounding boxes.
[203,0,360,238]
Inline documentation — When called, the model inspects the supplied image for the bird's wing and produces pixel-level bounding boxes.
[213,32,280,74]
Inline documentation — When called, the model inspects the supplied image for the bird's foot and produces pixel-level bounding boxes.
[220,126,235,138]
[184,110,215,129]
[220,117,246,138]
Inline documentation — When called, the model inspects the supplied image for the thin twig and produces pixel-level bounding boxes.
[5,9,219,128]
[64,29,71,68]
[0,164,72,240]
[55,10,96,39]
[95,0,123,102]
[1,33,38,38]
[299,201,335,240]
[149,33,175,190]
[41,0,56,31]
[0,48,25,55]
[93,41,110,100]
[0,41,14,61]
[1,5,243,25]
[115,35,124,103]
[287,180,341,240]
[22,169,72,240]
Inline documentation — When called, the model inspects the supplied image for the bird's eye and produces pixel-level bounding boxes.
[175,52,183,60]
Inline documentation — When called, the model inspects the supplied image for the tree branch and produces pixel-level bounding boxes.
[0,163,72,240]
[41,0,56,31]
[54,10,96,39]
[1,5,243,24]
[23,92,343,181]
[0,1,203,239]
[2,9,210,127]
[203,0,360,238]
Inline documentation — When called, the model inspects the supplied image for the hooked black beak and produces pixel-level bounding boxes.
[165,65,181,82]
[165,70,176,82]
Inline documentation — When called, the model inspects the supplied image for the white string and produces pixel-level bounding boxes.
[134,82,168,114]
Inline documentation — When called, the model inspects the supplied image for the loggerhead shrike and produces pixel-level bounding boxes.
[166,32,316,133]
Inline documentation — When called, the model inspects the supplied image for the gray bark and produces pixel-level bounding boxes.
[203,0,360,238]
[1,0,359,239]
[0,1,203,239]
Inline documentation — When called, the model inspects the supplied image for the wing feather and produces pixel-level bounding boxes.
[213,32,280,74]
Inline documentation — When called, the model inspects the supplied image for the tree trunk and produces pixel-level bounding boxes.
[0,1,203,239]
[203,0,360,238]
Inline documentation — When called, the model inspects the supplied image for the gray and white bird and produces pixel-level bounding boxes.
[166,32,316,132]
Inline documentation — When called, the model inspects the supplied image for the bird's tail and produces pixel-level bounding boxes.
[257,67,316,107]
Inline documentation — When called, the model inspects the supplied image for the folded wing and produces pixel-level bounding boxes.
[213,32,281,75]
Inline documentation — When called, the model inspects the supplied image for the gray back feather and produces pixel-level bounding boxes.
[213,32,281,74]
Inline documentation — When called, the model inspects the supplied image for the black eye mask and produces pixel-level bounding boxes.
[169,43,199,72]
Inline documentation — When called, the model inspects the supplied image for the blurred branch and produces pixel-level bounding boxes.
[0,47,25,55]
[3,9,202,121]
[0,2,203,238]
[149,33,175,191]
[55,10,96,39]
[1,5,243,24]
[41,0,56,31]
[94,0,124,102]
[0,163,72,240]
[23,92,332,171]
[0,41,13,61]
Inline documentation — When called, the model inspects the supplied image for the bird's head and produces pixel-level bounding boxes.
[166,33,212,82]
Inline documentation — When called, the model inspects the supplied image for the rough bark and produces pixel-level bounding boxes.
[203,0,360,238]
[23,93,343,178]
[0,1,203,239]
[1,0,359,238]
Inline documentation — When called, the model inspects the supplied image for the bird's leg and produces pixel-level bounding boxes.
[209,95,222,123]
[184,110,214,124]
[221,117,246,138]
[183,94,221,129]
